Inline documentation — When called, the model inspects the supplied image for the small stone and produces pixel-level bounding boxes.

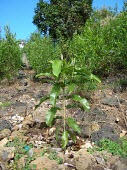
[0,129,11,140]
[30,156,61,170]
[74,149,95,170]
[79,124,92,138]
[0,147,15,161]
[17,155,28,169]
[0,138,9,147]
[0,119,12,131]
[28,148,34,157]
[49,127,56,136]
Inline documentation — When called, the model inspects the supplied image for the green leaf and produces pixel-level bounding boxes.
[67,130,77,143]
[36,72,53,78]
[68,84,75,93]
[73,94,90,111]
[62,131,68,148]
[51,60,62,78]
[45,107,58,126]
[90,74,101,83]
[66,118,81,134]
[50,83,60,106]
[35,95,49,109]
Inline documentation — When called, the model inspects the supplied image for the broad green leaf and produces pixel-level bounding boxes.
[45,107,58,126]
[36,73,53,78]
[67,130,77,143]
[68,84,75,93]
[50,83,60,106]
[62,131,68,148]
[73,94,90,111]
[51,60,62,77]
[90,74,101,83]
[35,95,49,110]
[66,118,81,134]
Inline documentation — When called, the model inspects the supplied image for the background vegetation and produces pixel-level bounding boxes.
[0,2,127,81]
[23,33,61,73]
[0,26,22,80]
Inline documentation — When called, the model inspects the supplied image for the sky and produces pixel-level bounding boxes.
[0,0,124,40]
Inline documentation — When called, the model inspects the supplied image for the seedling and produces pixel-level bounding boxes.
[36,59,101,148]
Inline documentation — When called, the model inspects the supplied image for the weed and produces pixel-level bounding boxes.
[6,137,36,170]
[0,101,12,107]
[88,137,127,158]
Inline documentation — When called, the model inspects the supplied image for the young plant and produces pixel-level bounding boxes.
[36,59,101,148]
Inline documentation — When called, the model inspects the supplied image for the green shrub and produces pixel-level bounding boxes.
[23,33,61,74]
[67,8,127,76]
[0,26,22,80]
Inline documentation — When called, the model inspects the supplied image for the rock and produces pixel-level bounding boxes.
[94,155,105,165]
[0,119,12,131]
[18,70,26,79]
[33,90,45,99]
[91,121,100,132]
[0,163,6,170]
[91,124,119,143]
[12,101,27,116]
[108,155,127,170]
[19,79,28,86]
[0,129,11,140]
[74,149,95,170]
[49,127,56,136]
[13,101,27,107]
[113,160,127,170]
[101,96,119,107]
[0,147,15,161]
[29,156,64,170]
[93,165,105,170]
[10,130,28,141]
[28,148,34,157]
[17,155,28,169]
[79,124,92,138]
[0,138,9,147]
[120,157,127,166]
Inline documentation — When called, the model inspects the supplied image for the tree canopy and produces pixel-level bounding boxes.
[33,0,93,40]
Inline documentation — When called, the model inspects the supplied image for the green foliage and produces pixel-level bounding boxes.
[0,26,22,80]
[88,138,127,158]
[67,7,127,76]
[23,33,61,73]
[0,101,12,107]
[33,0,92,40]
[36,59,100,148]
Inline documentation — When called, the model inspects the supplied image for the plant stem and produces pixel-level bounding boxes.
[63,88,66,132]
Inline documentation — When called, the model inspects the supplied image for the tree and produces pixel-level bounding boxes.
[33,0,93,41]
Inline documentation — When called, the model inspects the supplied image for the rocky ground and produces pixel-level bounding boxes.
[0,68,127,170]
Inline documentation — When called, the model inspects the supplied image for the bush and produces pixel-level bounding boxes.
[23,33,61,74]
[67,8,127,76]
[0,26,22,80]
